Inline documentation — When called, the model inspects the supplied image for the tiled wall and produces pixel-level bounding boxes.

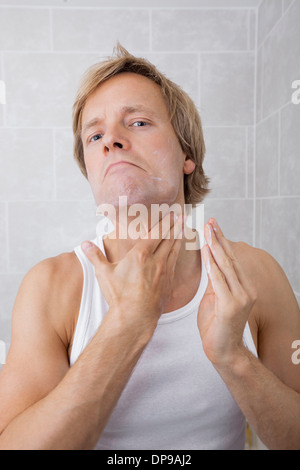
[255,0,300,306]
[0,0,299,350]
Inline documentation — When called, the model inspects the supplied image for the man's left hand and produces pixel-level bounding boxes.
[197,218,257,367]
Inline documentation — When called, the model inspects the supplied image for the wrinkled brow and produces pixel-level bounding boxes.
[81,105,159,136]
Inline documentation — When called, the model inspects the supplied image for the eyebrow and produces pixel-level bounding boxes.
[81,105,158,136]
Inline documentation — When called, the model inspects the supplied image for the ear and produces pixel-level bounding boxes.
[183,157,196,175]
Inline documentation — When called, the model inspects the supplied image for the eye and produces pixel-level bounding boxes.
[131,121,148,127]
[90,133,103,142]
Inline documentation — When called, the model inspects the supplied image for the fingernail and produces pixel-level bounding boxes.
[212,219,219,232]
[82,241,93,252]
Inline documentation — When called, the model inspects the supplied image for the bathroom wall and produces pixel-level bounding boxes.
[0,0,257,346]
[0,0,299,350]
[255,0,300,307]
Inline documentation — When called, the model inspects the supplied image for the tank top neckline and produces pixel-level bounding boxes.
[96,230,208,326]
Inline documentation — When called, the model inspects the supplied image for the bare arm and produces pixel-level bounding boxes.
[213,343,300,450]
[198,218,300,450]
[0,301,153,450]
[0,212,183,450]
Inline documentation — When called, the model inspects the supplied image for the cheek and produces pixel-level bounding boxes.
[151,137,184,174]
[84,149,100,180]
[84,157,100,196]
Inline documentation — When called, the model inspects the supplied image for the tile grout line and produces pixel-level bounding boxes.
[0,49,255,54]
[257,0,296,49]
[278,110,281,197]
[245,127,249,199]
[0,5,262,11]
[253,6,258,247]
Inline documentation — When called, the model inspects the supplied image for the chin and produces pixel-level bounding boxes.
[95,177,180,208]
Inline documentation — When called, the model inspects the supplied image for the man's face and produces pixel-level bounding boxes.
[81,72,195,208]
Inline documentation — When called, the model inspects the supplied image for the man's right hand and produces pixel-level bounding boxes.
[0,211,183,449]
[81,211,184,331]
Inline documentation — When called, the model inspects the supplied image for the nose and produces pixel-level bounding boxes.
[101,126,129,154]
[103,139,123,152]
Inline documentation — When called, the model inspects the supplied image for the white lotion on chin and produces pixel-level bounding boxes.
[150,176,163,181]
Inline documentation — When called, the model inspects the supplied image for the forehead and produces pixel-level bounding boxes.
[81,72,169,124]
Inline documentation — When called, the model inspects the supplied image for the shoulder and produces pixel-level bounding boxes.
[230,240,290,289]
[22,251,83,306]
[230,240,280,279]
[17,251,83,348]
[229,244,300,391]
[229,240,299,324]
[26,250,82,279]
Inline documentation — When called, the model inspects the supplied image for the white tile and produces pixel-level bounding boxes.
[247,126,255,198]
[0,7,51,51]
[203,127,247,198]
[254,198,262,248]
[152,9,249,52]
[262,0,300,118]
[0,273,24,345]
[280,103,300,196]
[147,53,199,107]
[203,198,254,245]
[256,45,263,124]
[0,203,7,272]
[255,112,279,197]
[4,52,100,127]
[0,128,54,200]
[52,9,149,52]
[261,197,300,293]
[249,10,257,50]
[0,272,25,324]
[0,105,3,128]
[8,200,98,272]
[55,128,93,201]
[258,0,283,45]
[0,57,4,126]
[283,0,294,12]
[0,0,262,6]
[200,52,255,126]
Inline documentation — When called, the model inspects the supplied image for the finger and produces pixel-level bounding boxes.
[137,209,179,254]
[208,218,237,262]
[81,241,110,271]
[208,218,255,296]
[204,222,244,297]
[201,244,232,302]
[154,214,183,258]
[166,236,183,274]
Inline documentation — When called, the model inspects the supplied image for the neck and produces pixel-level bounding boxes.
[101,220,202,313]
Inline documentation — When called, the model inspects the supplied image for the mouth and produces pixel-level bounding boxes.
[104,161,141,178]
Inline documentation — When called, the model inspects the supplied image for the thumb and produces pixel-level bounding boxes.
[81,241,109,270]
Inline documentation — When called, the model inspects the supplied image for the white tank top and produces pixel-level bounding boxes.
[70,231,257,450]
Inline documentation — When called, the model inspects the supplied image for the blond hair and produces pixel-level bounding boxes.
[72,44,209,205]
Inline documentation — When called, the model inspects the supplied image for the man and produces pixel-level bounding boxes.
[0,45,299,450]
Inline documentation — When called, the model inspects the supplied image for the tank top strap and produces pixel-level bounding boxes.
[70,243,95,365]
[243,321,257,357]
